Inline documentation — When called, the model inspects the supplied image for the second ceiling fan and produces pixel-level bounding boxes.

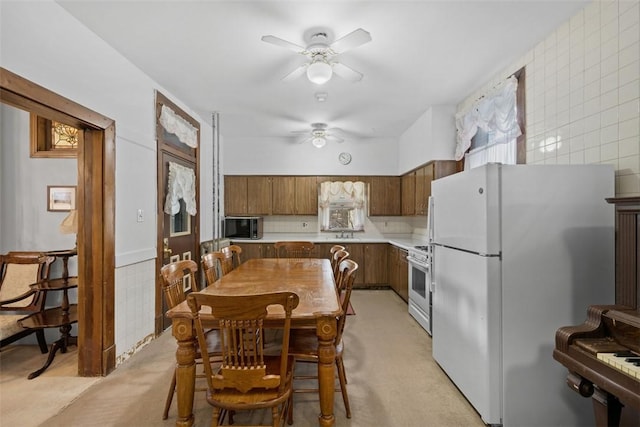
[261,28,372,84]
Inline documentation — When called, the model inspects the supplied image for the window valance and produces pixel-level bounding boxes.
[164,162,197,216]
[454,75,521,161]
[159,105,198,148]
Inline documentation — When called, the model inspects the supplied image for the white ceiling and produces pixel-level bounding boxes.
[58,0,589,142]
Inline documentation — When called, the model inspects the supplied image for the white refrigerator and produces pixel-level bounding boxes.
[431,163,615,427]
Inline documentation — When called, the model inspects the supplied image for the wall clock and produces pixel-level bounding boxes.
[338,152,352,165]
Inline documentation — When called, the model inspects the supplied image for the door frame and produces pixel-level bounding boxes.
[1,67,116,376]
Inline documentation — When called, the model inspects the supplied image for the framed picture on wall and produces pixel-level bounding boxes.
[47,186,76,212]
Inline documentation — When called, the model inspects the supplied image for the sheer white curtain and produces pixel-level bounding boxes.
[455,75,521,169]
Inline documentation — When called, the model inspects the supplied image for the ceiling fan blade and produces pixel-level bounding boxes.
[261,35,306,53]
[325,134,345,143]
[282,64,308,82]
[294,134,312,144]
[330,28,371,53]
[332,62,364,82]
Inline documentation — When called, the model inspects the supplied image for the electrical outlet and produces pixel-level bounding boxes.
[137,209,144,222]
[302,222,308,228]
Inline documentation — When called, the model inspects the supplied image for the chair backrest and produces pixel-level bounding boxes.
[331,249,349,280]
[201,253,219,286]
[335,259,358,345]
[0,252,54,311]
[188,291,299,394]
[211,245,243,277]
[160,259,199,310]
[274,241,315,258]
[329,245,345,257]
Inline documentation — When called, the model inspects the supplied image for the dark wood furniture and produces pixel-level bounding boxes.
[19,276,78,379]
[273,241,315,258]
[553,197,640,426]
[167,258,341,427]
[160,259,222,420]
[189,291,299,426]
[201,253,219,287]
[0,252,54,351]
[45,248,77,281]
[287,258,358,423]
[210,245,243,277]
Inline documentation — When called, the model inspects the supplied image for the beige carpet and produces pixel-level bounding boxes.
[0,290,484,427]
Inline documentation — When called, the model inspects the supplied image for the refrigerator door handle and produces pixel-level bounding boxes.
[433,243,500,258]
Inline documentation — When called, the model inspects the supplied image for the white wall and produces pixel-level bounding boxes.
[458,0,640,197]
[222,135,399,175]
[398,105,457,173]
[0,1,214,359]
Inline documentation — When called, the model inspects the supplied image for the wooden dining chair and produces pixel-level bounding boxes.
[0,252,55,352]
[274,241,315,258]
[206,245,243,279]
[187,291,299,427]
[160,259,222,420]
[201,253,219,286]
[287,259,358,423]
[329,245,345,272]
[331,249,350,281]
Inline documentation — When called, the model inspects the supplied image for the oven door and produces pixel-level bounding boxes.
[407,258,432,335]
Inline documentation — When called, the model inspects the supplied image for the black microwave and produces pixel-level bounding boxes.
[224,216,263,240]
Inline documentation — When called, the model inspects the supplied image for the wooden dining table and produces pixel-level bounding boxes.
[166,257,342,427]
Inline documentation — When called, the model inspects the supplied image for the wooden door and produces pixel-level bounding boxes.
[272,176,295,214]
[364,244,388,285]
[155,92,200,333]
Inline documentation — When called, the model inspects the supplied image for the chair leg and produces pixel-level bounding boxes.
[336,356,351,418]
[35,329,48,354]
[287,392,294,425]
[162,370,176,420]
[212,408,222,427]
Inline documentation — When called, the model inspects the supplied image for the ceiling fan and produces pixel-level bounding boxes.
[292,123,345,148]
[261,28,372,85]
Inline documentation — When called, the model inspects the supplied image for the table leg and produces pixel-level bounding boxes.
[316,315,337,427]
[27,324,77,380]
[173,318,197,427]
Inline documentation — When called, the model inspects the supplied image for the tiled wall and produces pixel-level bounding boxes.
[459,0,640,197]
[114,259,156,364]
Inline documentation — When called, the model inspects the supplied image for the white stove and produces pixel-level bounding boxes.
[407,245,432,335]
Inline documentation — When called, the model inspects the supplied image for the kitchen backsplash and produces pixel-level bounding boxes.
[263,215,425,235]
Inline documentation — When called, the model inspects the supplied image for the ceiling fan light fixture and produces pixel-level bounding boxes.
[311,136,327,148]
[306,59,332,85]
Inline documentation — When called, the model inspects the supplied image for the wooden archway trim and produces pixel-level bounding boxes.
[1,67,116,376]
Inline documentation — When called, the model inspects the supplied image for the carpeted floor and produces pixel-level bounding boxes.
[0,290,484,427]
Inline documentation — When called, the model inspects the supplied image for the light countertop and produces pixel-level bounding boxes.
[230,233,425,252]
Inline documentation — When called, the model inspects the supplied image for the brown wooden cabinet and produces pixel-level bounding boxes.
[247,176,272,215]
[401,172,416,216]
[272,176,318,215]
[233,242,274,261]
[388,245,408,302]
[363,243,388,286]
[369,176,401,216]
[406,160,460,216]
[224,176,248,215]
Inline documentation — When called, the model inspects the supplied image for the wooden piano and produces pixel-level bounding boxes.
[554,197,640,427]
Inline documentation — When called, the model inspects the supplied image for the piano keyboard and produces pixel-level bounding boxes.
[597,351,640,380]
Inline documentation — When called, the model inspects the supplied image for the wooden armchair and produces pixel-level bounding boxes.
[188,291,299,427]
[287,259,358,422]
[274,241,315,258]
[0,252,55,352]
[160,259,222,420]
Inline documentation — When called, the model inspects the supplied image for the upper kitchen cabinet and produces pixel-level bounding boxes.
[401,172,416,216]
[272,176,317,215]
[368,176,401,216]
[224,176,248,215]
[412,160,461,216]
[224,176,272,216]
[247,176,272,215]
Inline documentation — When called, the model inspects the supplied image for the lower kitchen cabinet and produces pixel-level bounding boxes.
[389,245,408,302]
[363,244,388,286]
